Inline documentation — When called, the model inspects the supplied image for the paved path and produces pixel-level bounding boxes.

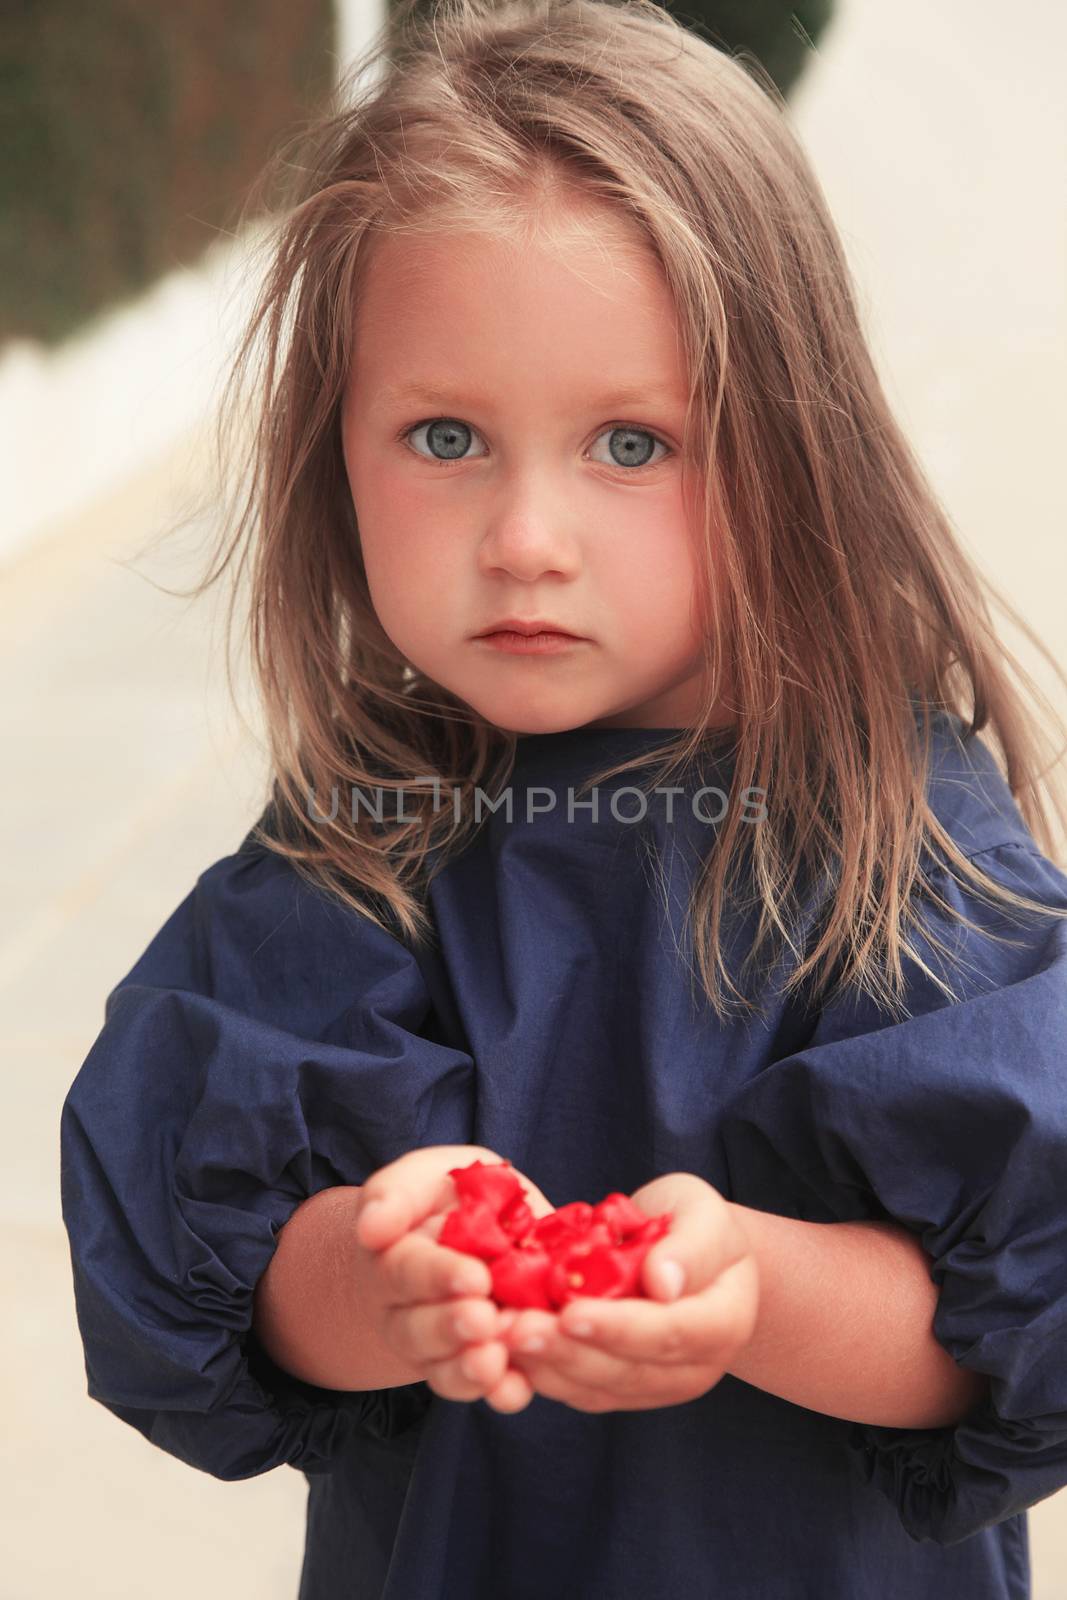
[3,0,1064,1592]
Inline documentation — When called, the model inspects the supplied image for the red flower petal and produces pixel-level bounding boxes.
[592,1192,653,1240]
[629,1214,674,1249]
[498,1194,536,1242]
[438,1198,513,1260]
[529,1202,594,1252]
[491,1245,555,1309]
[447,1159,523,1215]
[438,1162,675,1306]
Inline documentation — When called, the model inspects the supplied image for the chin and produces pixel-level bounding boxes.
[476,705,587,737]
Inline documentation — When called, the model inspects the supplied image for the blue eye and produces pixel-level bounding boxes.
[590,425,669,471]
[401,418,671,472]
[404,418,488,463]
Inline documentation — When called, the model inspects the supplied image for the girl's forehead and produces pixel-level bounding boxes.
[358,182,653,273]
[347,226,683,405]
[352,220,664,342]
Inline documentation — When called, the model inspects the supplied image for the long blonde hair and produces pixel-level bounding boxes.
[150,0,1067,1023]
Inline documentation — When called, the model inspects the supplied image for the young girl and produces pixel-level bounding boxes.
[61,0,1067,1595]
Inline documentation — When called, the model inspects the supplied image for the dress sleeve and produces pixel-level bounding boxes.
[718,840,1067,1547]
[59,828,471,1481]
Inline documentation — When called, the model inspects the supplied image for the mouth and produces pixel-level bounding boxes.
[477,628,580,640]
[474,629,588,654]
[474,620,585,640]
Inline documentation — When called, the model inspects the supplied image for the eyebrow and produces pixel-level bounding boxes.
[373,380,684,413]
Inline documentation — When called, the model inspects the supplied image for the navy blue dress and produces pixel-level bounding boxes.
[60,713,1067,1599]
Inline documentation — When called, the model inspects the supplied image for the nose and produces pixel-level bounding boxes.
[476,489,582,582]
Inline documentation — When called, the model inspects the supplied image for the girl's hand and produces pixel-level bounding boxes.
[354,1146,551,1413]
[500,1173,759,1414]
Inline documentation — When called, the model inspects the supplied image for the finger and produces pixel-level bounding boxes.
[503,1311,662,1397]
[356,1146,504,1251]
[555,1256,756,1363]
[356,1182,456,1252]
[419,1315,533,1410]
[380,1228,493,1308]
[509,1352,715,1413]
[503,1311,723,1408]
[387,1295,511,1365]
[629,1174,744,1303]
[482,1364,537,1414]
[423,1334,513,1403]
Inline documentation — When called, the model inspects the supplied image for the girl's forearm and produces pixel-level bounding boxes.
[251,1184,423,1391]
[724,1203,990,1429]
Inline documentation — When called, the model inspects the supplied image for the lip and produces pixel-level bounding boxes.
[474,618,584,638]
[476,630,587,655]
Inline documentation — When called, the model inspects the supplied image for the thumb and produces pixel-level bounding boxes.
[355,1145,506,1251]
[631,1172,731,1303]
[642,1231,687,1304]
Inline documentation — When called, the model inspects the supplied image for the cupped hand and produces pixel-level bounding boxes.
[355,1145,553,1413]
[499,1173,759,1414]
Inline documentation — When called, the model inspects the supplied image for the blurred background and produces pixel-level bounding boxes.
[3,0,1065,1594]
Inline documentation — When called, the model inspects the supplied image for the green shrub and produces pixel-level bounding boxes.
[661,0,834,100]
[389,0,836,101]
[1,0,335,348]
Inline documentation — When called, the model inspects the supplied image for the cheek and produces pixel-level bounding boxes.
[602,501,703,640]
[348,466,445,609]
[360,532,447,653]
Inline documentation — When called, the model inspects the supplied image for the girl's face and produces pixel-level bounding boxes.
[341,210,726,734]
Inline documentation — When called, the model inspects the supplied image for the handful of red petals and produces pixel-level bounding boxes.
[439,1159,673,1310]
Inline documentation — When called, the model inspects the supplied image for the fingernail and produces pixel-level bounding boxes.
[518,1336,545,1353]
[657,1259,685,1300]
[568,1320,593,1338]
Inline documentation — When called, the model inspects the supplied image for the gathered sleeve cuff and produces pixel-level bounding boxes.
[720,842,1067,1545]
[60,834,467,1479]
